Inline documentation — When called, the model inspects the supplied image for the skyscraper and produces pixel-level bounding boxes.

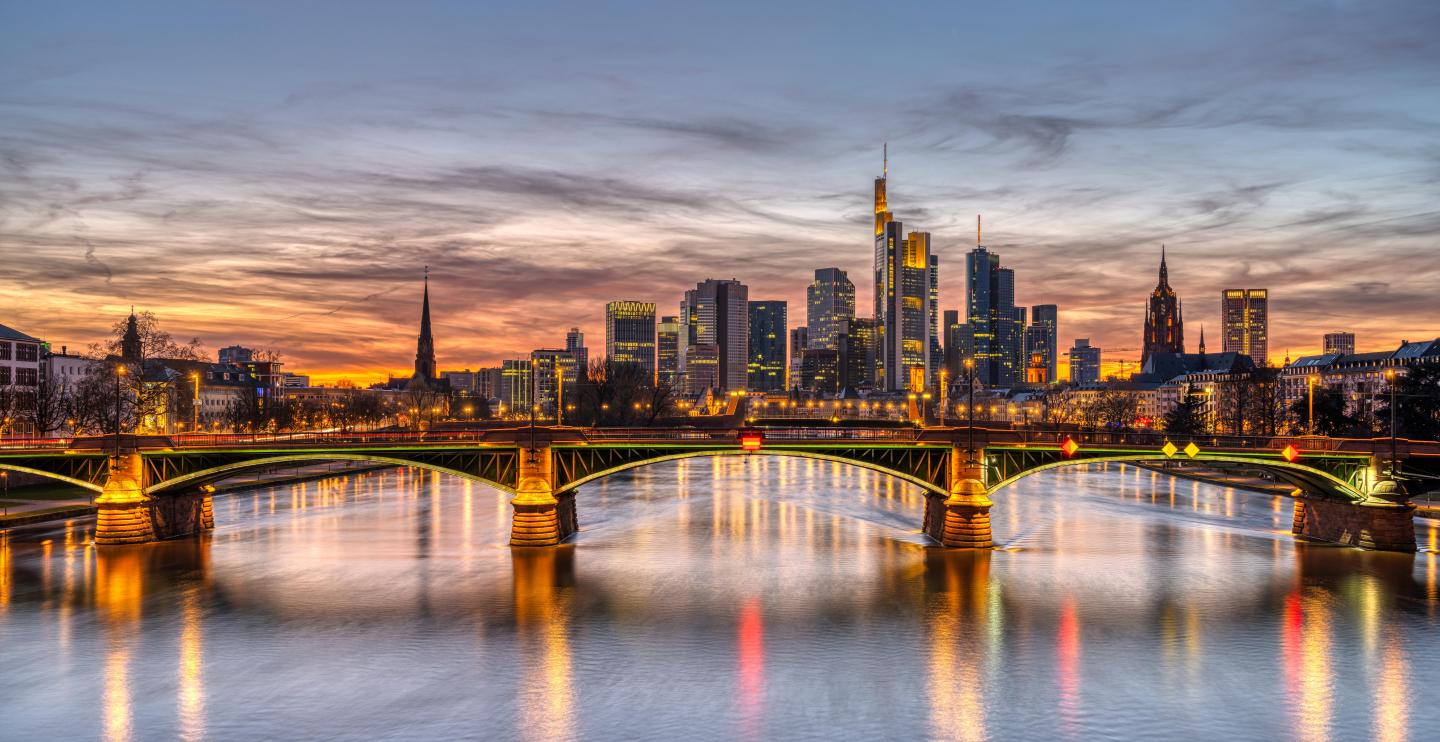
[1069,339,1101,384]
[1142,247,1184,366]
[1222,289,1269,366]
[871,149,933,392]
[499,359,532,414]
[681,279,749,391]
[928,254,944,388]
[565,327,588,374]
[657,315,682,389]
[789,326,808,390]
[747,301,788,392]
[531,348,578,418]
[409,269,438,389]
[965,218,1023,387]
[1323,332,1355,356]
[1026,304,1058,384]
[838,317,876,391]
[806,268,855,351]
[605,301,657,379]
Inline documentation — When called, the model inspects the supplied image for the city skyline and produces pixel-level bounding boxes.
[3,1,1438,385]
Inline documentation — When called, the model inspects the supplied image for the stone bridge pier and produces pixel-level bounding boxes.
[510,445,579,547]
[1291,477,1416,552]
[922,447,993,549]
[94,452,214,546]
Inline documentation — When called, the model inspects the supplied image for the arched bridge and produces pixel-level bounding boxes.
[1,427,1429,551]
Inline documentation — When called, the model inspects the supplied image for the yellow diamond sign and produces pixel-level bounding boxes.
[1161,441,1178,458]
[1184,442,1201,458]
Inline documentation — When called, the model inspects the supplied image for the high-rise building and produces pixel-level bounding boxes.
[806,268,855,351]
[1323,332,1355,356]
[680,279,749,391]
[657,315,682,390]
[871,149,933,392]
[928,254,944,388]
[800,348,841,394]
[682,345,719,396]
[965,219,1024,387]
[476,367,502,400]
[1222,289,1269,366]
[747,301,787,392]
[565,327,588,375]
[1026,304,1059,384]
[1069,339,1101,384]
[837,317,876,391]
[1142,247,1184,365]
[605,301,657,379]
[789,327,808,391]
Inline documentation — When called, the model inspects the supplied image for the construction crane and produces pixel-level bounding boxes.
[1061,347,1142,379]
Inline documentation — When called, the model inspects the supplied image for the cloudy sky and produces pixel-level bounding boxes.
[2,0,1437,384]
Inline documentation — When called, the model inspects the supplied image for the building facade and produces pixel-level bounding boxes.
[565,327,588,374]
[806,268,855,351]
[1221,288,1268,366]
[1323,331,1355,356]
[680,279,749,392]
[656,315,682,390]
[965,239,1023,387]
[1069,338,1101,385]
[1026,304,1058,384]
[605,301,657,379]
[871,156,933,393]
[499,360,533,416]
[746,301,788,392]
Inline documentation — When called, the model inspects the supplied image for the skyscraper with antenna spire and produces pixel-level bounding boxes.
[871,145,933,392]
[964,214,1023,386]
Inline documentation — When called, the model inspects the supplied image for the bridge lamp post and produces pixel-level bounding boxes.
[1385,368,1398,478]
[190,372,200,434]
[113,363,127,454]
[964,357,976,464]
[1306,374,1317,436]
[938,368,949,425]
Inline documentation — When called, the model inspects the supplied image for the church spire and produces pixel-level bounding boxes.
[1198,324,1206,355]
[412,267,437,385]
[1158,244,1169,286]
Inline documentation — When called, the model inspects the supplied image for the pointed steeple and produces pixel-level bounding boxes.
[1198,324,1206,355]
[1158,245,1169,286]
[412,267,437,385]
[121,306,142,362]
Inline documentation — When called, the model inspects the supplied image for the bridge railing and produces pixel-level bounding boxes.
[0,436,72,450]
[579,427,923,443]
[1015,429,1354,453]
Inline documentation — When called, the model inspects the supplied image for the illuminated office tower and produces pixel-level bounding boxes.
[965,217,1022,386]
[680,279,749,391]
[747,301,788,392]
[806,268,855,351]
[657,315,682,389]
[837,317,876,391]
[1142,247,1185,365]
[605,301,657,379]
[1221,288,1268,366]
[928,254,943,388]
[789,327,808,390]
[499,359,533,415]
[530,348,578,418]
[871,148,932,392]
[1323,332,1354,356]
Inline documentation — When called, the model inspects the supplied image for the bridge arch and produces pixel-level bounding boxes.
[986,453,1367,502]
[553,448,952,498]
[0,462,105,493]
[143,453,515,497]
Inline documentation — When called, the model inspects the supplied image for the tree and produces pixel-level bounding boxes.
[1287,385,1363,437]
[1163,390,1206,435]
[1378,362,1440,441]
[23,375,69,436]
[572,358,677,426]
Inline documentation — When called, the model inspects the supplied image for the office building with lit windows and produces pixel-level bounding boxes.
[806,268,855,351]
[1221,288,1268,366]
[605,301,657,378]
[680,279,749,391]
[657,315,682,389]
[1323,332,1355,356]
[871,153,933,392]
[747,301,787,392]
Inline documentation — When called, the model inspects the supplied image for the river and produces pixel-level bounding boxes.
[1,458,1436,740]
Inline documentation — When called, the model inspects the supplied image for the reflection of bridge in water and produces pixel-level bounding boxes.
[1,427,1436,551]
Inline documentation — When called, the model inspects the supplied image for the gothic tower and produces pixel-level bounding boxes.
[410,269,437,387]
[1142,246,1184,365]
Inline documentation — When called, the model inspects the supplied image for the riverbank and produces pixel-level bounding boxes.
[0,462,393,529]
[1132,461,1440,519]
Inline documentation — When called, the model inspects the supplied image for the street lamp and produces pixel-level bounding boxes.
[113,363,127,454]
[1385,368,1398,478]
[1306,374,1317,435]
[964,357,976,464]
[190,372,200,433]
[938,368,949,426]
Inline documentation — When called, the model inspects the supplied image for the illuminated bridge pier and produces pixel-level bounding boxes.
[0,428,1432,552]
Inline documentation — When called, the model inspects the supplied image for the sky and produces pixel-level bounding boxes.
[2,0,1438,385]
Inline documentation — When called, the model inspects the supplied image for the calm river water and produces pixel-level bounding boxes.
[1,458,1437,740]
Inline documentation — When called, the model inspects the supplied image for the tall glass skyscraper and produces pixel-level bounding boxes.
[965,227,1023,387]
[656,315,682,390]
[605,301,657,379]
[1026,304,1058,384]
[871,151,933,392]
[747,301,788,391]
[806,268,854,351]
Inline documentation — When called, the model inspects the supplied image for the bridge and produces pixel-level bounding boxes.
[1,427,1435,551]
